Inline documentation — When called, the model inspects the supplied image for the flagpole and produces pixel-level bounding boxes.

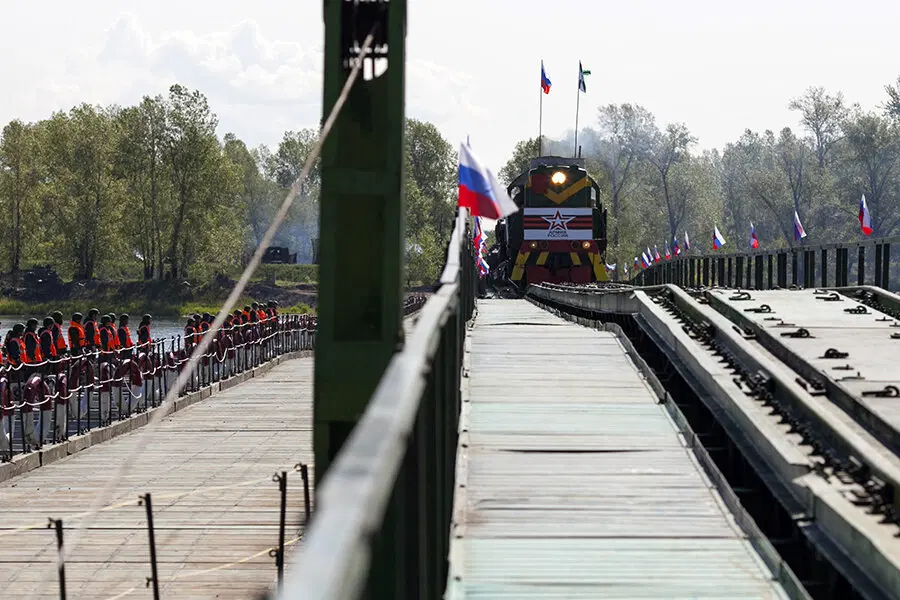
[539,83,543,156]
[574,84,580,158]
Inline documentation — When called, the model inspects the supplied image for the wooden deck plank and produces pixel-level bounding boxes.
[0,357,313,600]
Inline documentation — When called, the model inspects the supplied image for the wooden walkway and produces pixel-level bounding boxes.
[448,300,790,598]
[0,357,313,600]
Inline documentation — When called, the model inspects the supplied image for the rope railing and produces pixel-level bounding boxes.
[0,294,428,463]
[0,314,316,461]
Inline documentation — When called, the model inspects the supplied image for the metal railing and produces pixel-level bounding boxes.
[1,315,317,461]
[279,209,475,600]
[633,235,897,291]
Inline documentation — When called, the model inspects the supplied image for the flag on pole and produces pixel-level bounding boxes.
[634,256,640,270]
[653,245,661,263]
[859,194,873,236]
[684,231,691,251]
[664,241,671,260]
[641,252,651,268]
[458,142,519,219]
[578,61,591,93]
[793,210,807,241]
[473,216,489,277]
[713,226,726,250]
[674,237,681,256]
[541,61,552,94]
[749,222,759,249]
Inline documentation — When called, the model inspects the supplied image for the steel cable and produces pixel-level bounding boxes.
[27,26,379,600]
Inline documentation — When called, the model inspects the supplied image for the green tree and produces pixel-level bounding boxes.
[647,122,696,241]
[0,120,42,273]
[499,137,540,184]
[115,95,170,279]
[163,84,224,278]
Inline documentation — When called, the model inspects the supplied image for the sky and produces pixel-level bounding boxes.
[2,1,900,174]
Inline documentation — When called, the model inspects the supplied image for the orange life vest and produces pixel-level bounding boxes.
[119,326,134,348]
[108,325,120,349]
[138,325,152,347]
[5,337,25,367]
[85,319,101,347]
[68,322,86,352]
[53,322,67,351]
[40,329,58,359]
[24,331,42,363]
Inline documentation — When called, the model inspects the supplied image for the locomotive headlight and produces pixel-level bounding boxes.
[529,242,538,249]
[582,241,591,249]
[550,171,567,185]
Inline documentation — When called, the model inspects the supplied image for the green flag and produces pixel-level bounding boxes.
[579,61,591,93]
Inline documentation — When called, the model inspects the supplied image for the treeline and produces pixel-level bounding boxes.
[500,80,900,270]
[0,84,458,285]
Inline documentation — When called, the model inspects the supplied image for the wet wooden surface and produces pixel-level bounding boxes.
[0,357,313,600]
[448,300,790,599]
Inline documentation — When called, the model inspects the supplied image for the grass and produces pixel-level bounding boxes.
[0,297,316,320]
[250,264,318,285]
[0,263,320,321]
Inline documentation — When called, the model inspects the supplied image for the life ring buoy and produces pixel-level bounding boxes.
[25,374,51,411]
[116,360,143,388]
[54,374,68,407]
[0,377,11,418]
[99,362,116,391]
[137,353,154,381]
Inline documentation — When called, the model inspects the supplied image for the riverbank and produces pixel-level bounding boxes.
[0,261,442,320]
[0,276,318,318]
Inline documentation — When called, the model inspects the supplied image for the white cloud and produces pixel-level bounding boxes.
[14,13,488,159]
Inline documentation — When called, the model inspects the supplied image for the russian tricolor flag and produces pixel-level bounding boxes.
[641,252,650,268]
[541,61,552,94]
[634,256,640,270]
[713,226,726,250]
[859,194,873,236]
[653,245,661,262]
[793,210,807,241]
[458,142,518,219]
[749,222,759,249]
[664,241,671,260]
[673,237,681,256]
[684,231,691,251]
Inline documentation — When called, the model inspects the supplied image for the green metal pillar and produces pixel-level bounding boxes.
[314,0,407,486]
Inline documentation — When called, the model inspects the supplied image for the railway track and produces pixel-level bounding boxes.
[526,282,900,600]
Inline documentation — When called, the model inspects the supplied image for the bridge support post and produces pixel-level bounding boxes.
[883,243,891,289]
[858,246,866,285]
[314,0,408,485]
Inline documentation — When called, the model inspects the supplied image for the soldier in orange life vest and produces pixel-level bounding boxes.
[83,308,101,351]
[138,314,152,350]
[184,317,197,350]
[23,319,42,365]
[39,317,58,366]
[4,324,25,368]
[108,313,119,351]
[68,312,86,357]
[4,323,37,448]
[51,311,68,356]
[118,314,134,359]
[99,315,115,353]
[199,313,211,335]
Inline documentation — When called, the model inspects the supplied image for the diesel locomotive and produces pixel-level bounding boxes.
[486,156,608,293]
